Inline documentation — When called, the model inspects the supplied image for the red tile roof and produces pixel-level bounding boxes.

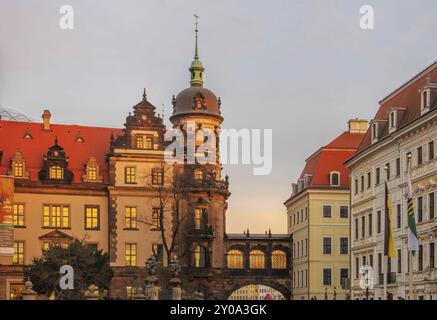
[299,131,365,188]
[357,61,437,153]
[0,120,122,183]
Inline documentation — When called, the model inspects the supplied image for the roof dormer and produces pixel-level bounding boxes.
[370,119,387,144]
[420,81,437,115]
[388,107,407,134]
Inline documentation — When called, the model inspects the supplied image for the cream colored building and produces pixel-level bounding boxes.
[346,61,437,300]
[284,119,366,300]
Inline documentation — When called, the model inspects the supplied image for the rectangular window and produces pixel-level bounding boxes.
[361,216,365,238]
[396,158,401,177]
[354,179,358,195]
[124,207,137,229]
[152,208,161,230]
[367,172,371,189]
[135,136,143,149]
[417,146,423,166]
[355,218,358,240]
[43,205,70,228]
[397,204,402,229]
[152,168,163,185]
[145,135,153,149]
[14,162,24,177]
[386,163,390,180]
[418,196,423,223]
[418,245,423,271]
[376,168,380,185]
[368,213,373,236]
[13,241,24,265]
[397,249,402,273]
[340,237,348,255]
[430,243,435,269]
[429,141,435,161]
[323,269,332,286]
[361,176,365,192]
[340,206,349,218]
[85,206,99,230]
[378,253,382,274]
[369,254,373,267]
[88,165,97,181]
[355,257,359,279]
[13,204,25,227]
[340,268,348,286]
[323,237,332,254]
[430,193,435,220]
[377,211,382,233]
[125,167,136,184]
[323,205,332,218]
[125,243,137,266]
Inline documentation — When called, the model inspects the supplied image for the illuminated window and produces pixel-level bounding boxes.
[194,208,207,230]
[49,166,63,179]
[9,283,24,300]
[194,170,203,180]
[227,250,244,269]
[193,245,206,268]
[152,168,163,185]
[42,242,50,251]
[126,286,136,299]
[43,205,70,228]
[145,135,153,149]
[13,241,24,265]
[125,167,136,184]
[85,206,99,230]
[42,241,69,251]
[125,243,137,266]
[152,208,161,230]
[14,162,24,177]
[13,204,25,227]
[249,250,265,269]
[125,207,137,229]
[88,165,97,181]
[136,136,144,149]
[271,250,287,269]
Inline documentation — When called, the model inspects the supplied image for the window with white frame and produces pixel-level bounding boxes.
[330,172,340,186]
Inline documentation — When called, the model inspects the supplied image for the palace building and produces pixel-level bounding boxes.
[284,119,367,300]
[345,61,437,300]
[0,27,292,300]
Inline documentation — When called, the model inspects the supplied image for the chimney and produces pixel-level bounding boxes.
[42,110,51,131]
[348,118,368,134]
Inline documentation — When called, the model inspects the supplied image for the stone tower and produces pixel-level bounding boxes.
[170,22,230,297]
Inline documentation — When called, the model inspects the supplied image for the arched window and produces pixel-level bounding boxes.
[249,250,265,269]
[49,166,63,179]
[227,250,244,269]
[194,170,203,180]
[271,250,287,269]
[330,172,340,186]
[193,245,206,268]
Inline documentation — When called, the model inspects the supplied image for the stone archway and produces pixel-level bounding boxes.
[226,280,290,300]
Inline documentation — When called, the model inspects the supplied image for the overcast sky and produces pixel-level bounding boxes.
[1,0,436,233]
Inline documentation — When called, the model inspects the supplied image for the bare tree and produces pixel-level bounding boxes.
[137,162,188,265]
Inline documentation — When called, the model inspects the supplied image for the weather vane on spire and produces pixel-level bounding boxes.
[194,14,200,32]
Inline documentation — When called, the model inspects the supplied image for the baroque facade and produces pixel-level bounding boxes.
[284,119,367,300]
[0,29,292,300]
[346,61,437,300]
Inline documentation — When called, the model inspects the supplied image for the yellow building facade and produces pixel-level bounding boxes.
[285,120,366,300]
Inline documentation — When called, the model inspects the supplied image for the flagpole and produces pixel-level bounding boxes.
[383,165,388,300]
[407,153,414,300]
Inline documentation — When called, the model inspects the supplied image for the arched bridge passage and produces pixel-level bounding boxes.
[226,281,290,300]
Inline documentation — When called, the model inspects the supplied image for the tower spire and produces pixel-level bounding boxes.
[189,14,204,87]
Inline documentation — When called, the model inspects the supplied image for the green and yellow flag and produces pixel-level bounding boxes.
[384,182,396,257]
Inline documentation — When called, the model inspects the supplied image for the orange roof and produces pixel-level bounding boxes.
[0,120,122,183]
[299,131,365,188]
